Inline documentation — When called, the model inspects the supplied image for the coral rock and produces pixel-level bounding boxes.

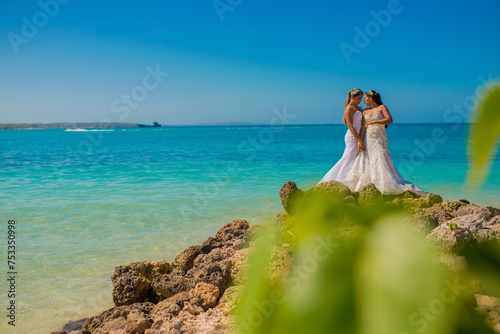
[151,274,195,301]
[418,193,443,208]
[111,261,171,306]
[425,201,467,225]
[358,183,383,204]
[189,282,220,311]
[457,204,500,221]
[147,299,183,332]
[279,181,305,215]
[82,302,154,334]
[309,180,352,199]
[172,245,203,275]
[183,247,233,294]
[215,219,249,247]
[427,214,487,250]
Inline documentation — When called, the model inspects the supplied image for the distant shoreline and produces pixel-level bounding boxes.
[0,122,137,130]
[0,122,473,130]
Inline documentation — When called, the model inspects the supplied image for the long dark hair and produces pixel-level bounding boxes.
[365,90,383,105]
[366,90,388,128]
[343,88,363,125]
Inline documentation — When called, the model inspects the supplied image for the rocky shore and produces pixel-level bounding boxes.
[51,181,500,334]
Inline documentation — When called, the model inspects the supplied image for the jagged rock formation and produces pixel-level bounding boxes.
[52,181,500,334]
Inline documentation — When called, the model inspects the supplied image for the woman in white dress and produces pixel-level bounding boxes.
[317,88,366,185]
[343,90,425,194]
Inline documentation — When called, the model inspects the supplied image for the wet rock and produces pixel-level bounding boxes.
[82,302,154,334]
[111,261,171,306]
[279,181,305,214]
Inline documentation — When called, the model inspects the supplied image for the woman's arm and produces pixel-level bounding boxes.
[359,112,367,140]
[367,105,393,126]
[357,111,367,151]
[344,106,363,141]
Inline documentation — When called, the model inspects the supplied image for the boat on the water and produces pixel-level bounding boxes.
[136,121,161,128]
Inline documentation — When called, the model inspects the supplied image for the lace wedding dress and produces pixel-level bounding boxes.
[343,111,425,194]
[317,111,363,185]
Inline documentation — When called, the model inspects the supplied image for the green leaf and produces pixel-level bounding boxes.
[356,215,458,334]
[236,193,495,333]
[467,83,500,186]
[236,224,281,334]
[461,241,500,297]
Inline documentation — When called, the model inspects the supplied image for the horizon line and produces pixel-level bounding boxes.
[0,121,473,128]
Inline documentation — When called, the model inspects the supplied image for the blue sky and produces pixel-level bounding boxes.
[0,0,499,125]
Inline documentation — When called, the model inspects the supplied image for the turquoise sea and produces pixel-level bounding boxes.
[1,124,499,334]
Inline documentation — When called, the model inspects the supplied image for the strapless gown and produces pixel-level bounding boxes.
[317,111,363,185]
[343,111,425,194]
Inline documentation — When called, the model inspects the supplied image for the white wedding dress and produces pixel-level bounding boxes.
[343,111,425,194]
[317,111,363,185]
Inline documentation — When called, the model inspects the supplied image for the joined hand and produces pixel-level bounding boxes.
[357,140,366,151]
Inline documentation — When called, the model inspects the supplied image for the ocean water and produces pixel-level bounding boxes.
[0,124,498,333]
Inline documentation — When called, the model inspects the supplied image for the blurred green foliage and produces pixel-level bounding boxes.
[236,83,500,333]
[467,83,500,186]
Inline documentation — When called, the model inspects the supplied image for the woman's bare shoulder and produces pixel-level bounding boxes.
[379,104,390,113]
[344,105,356,113]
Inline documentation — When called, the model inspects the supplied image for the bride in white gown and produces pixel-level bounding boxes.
[317,88,366,185]
[343,90,425,194]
